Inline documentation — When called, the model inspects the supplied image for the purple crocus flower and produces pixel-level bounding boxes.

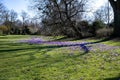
[18,37,120,53]
[28,37,42,44]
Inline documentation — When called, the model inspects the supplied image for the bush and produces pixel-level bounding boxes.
[0,30,3,35]
[0,25,9,35]
[96,28,113,37]
[89,20,106,36]
[92,20,106,29]
[76,20,91,37]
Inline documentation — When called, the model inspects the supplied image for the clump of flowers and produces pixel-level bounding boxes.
[18,37,120,53]
[19,37,43,44]
[19,37,90,53]
[28,37,43,44]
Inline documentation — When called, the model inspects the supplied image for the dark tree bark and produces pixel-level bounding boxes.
[109,0,120,37]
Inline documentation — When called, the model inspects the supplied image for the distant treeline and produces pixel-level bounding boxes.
[0,0,114,38]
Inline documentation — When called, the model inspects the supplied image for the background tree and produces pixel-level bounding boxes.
[21,11,29,26]
[9,10,18,23]
[0,1,5,24]
[21,10,30,34]
[9,10,18,34]
[94,3,113,25]
[30,0,88,37]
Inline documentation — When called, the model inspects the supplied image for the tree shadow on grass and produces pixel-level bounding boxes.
[104,76,120,80]
[87,37,112,44]
[0,43,89,55]
[0,37,113,55]
[0,44,86,66]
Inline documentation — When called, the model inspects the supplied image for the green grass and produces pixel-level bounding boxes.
[102,41,120,46]
[0,35,120,80]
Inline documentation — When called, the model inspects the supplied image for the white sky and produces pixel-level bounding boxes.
[89,0,108,11]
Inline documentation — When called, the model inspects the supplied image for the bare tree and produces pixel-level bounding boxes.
[20,11,30,34]
[94,3,113,24]
[2,10,10,25]
[0,1,4,13]
[30,0,88,37]
[9,10,18,22]
[94,7,105,22]
[21,10,29,26]
[8,10,18,34]
[0,2,7,24]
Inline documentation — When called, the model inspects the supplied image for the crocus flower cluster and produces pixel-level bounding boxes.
[19,37,90,53]
[19,37,43,44]
[89,43,120,52]
[19,37,120,53]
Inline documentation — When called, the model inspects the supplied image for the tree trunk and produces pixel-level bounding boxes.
[109,0,120,37]
[113,8,120,37]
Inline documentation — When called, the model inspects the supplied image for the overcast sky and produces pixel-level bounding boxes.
[3,0,108,18]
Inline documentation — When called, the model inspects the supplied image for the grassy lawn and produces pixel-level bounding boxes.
[0,35,120,80]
